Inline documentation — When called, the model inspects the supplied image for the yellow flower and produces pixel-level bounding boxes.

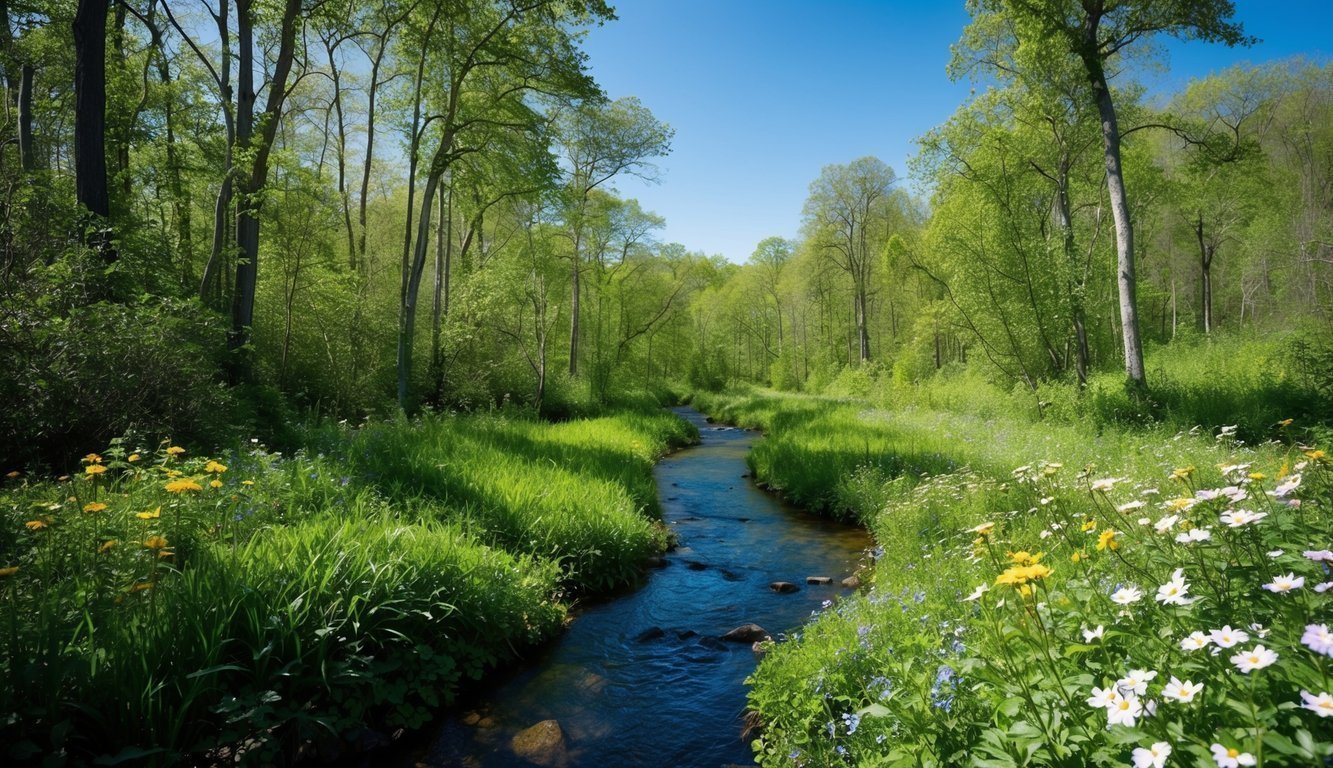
[165,446,185,457]
[128,581,155,593]
[83,502,107,513]
[83,453,103,464]
[57,475,70,482]
[209,479,223,489]
[24,520,47,530]
[1096,529,1119,551]
[1248,472,1265,481]
[1278,418,1293,428]
[1017,584,1034,598]
[1081,519,1097,532]
[85,464,108,476]
[165,479,203,494]
[127,453,140,463]
[136,507,161,520]
[143,535,169,550]
[5,470,20,479]
[1070,551,1083,563]
[0,566,18,577]
[98,540,117,554]
[241,480,255,487]
[204,460,227,474]
[968,522,995,536]
[1305,449,1326,461]
[1167,497,1193,512]
[1278,461,1290,479]
[1008,551,1044,566]
[1169,465,1195,481]
[995,563,1053,587]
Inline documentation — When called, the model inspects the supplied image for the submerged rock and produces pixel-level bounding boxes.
[769,581,800,594]
[635,626,667,642]
[511,720,567,767]
[806,576,833,585]
[721,624,769,643]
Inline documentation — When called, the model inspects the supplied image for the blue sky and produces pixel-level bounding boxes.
[579,1,1332,263]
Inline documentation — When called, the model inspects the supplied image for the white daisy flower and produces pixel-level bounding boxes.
[1263,573,1305,593]
[1132,741,1172,768]
[1301,624,1333,656]
[1230,645,1278,673]
[1210,625,1249,648]
[1161,676,1202,703]
[1111,586,1143,605]
[1299,690,1333,718]
[1117,669,1157,696]
[1180,631,1211,651]
[1210,743,1256,767]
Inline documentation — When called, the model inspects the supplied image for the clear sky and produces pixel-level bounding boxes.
[578,1,1332,263]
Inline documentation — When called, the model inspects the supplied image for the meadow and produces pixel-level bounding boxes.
[0,405,696,764]
[693,338,1333,767]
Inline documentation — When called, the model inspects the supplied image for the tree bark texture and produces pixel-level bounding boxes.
[72,0,110,218]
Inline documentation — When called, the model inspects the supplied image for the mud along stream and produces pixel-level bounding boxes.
[393,407,871,767]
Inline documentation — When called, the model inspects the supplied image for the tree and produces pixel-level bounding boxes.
[71,0,109,218]
[555,96,672,377]
[966,0,1253,389]
[802,157,898,363]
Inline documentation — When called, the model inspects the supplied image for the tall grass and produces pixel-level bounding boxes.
[0,405,696,764]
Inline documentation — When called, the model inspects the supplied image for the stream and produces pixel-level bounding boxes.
[399,407,870,767]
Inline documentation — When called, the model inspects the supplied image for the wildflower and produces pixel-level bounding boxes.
[1218,425,1238,438]
[98,540,117,554]
[136,507,161,520]
[127,453,140,462]
[1210,744,1256,767]
[83,502,107,513]
[165,479,202,494]
[204,460,227,474]
[1263,573,1305,593]
[1082,625,1104,642]
[1106,695,1143,727]
[1278,418,1294,427]
[1273,475,1301,498]
[84,453,103,464]
[1248,623,1271,639]
[1304,549,1333,562]
[1180,632,1211,651]
[1153,514,1179,533]
[1087,685,1121,709]
[1247,472,1265,481]
[0,566,18,577]
[1266,549,1284,558]
[1111,586,1143,605]
[1166,496,1195,512]
[968,522,995,536]
[1117,669,1157,696]
[1230,645,1278,673]
[24,520,47,530]
[1220,509,1266,527]
[1081,519,1097,532]
[1301,624,1333,656]
[1070,551,1083,563]
[166,446,185,457]
[1096,529,1119,551]
[4,470,19,478]
[1007,551,1043,566]
[142,535,169,550]
[1132,742,1172,768]
[1210,626,1248,648]
[241,480,255,486]
[1155,569,1194,605]
[1091,477,1119,492]
[85,464,107,476]
[1117,500,1147,512]
[1176,527,1212,544]
[128,581,154,593]
[963,584,989,601]
[1170,466,1195,481]
[995,563,1053,587]
[1299,690,1333,718]
[1304,449,1325,461]
[1161,677,1202,703]
[841,712,860,734]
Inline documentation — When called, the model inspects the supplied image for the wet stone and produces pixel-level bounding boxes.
[769,581,800,594]
[842,574,862,589]
[510,720,567,767]
[806,576,833,585]
[721,624,770,643]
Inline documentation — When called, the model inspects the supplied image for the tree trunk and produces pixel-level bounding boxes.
[569,231,581,376]
[17,63,34,171]
[325,40,356,268]
[1054,162,1088,386]
[1195,215,1214,334]
[1080,45,1146,389]
[72,0,110,218]
[397,170,441,410]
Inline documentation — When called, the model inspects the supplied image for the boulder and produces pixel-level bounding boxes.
[806,576,833,585]
[842,574,862,589]
[769,581,800,594]
[721,624,770,643]
[511,720,567,767]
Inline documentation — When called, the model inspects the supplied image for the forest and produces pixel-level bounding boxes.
[1,0,1331,765]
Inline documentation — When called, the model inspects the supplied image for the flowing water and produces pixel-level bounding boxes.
[402,407,870,767]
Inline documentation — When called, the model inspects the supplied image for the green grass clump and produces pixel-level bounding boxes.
[695,389,1332,767]
[0,405,695,764]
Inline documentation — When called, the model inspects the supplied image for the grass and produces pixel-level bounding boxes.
[0,405,696,765]
[692,386,1332,767]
